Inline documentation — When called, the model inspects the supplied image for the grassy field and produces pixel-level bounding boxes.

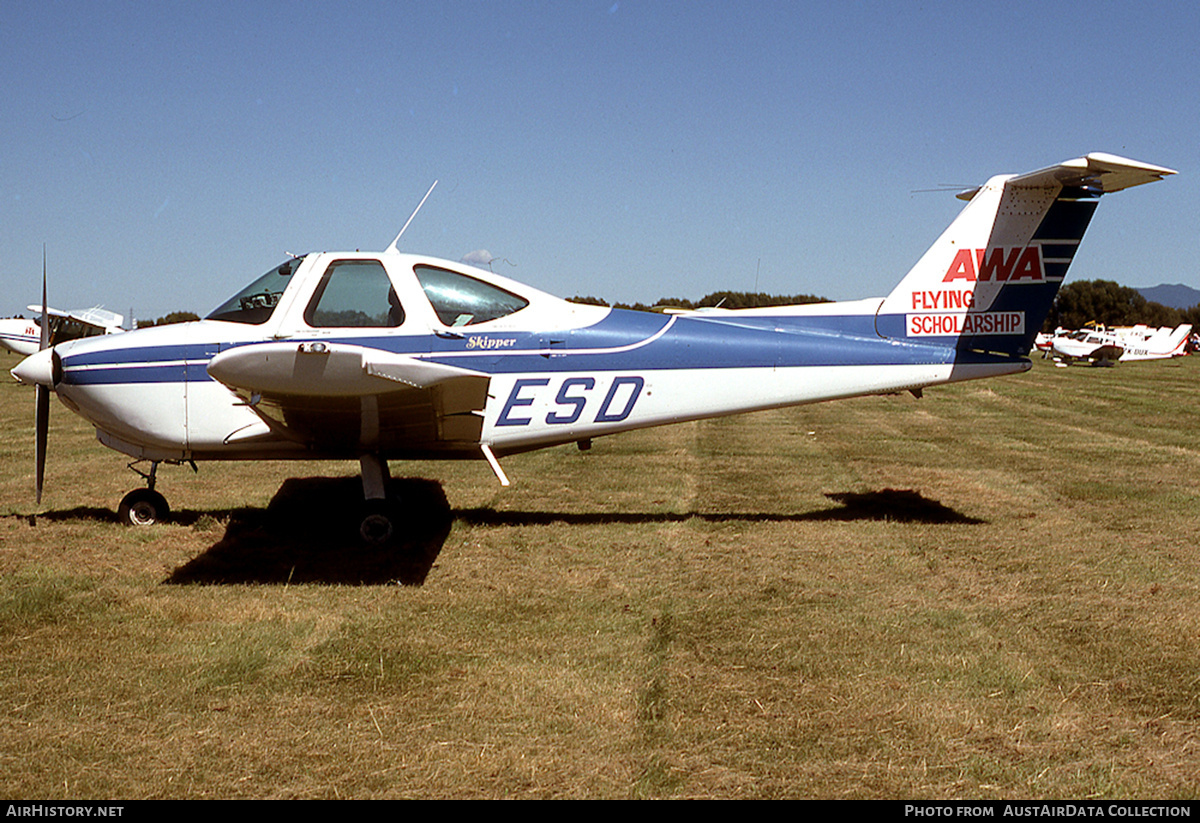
[1,349,1199,799]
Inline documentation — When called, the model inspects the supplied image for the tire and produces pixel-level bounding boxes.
[118,489,170,527]
[359,499,396,546]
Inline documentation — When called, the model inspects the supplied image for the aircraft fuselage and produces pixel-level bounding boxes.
[37,254,1023,465]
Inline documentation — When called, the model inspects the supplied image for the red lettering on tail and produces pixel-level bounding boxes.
[943,247,1043,283]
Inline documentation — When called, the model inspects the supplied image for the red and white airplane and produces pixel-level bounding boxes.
[1047,323,1192,365]
[0,306,123,356]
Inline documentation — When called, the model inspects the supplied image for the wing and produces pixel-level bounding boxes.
[206,342,490,455]
[1089,345,1124,365]
[67,307,124,331]
[25,305,123,331]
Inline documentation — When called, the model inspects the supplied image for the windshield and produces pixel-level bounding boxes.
[207,256,305,324]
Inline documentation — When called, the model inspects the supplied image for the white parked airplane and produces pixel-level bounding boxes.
[11,153,1176,540]
[0,306,123,356]
[1048,323,1192,365]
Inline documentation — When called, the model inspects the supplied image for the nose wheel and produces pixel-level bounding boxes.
[118,487,171,526]
[119,460,171,526]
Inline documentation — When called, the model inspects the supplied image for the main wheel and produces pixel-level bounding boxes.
[359,499,396,546]
[118,488,170,526]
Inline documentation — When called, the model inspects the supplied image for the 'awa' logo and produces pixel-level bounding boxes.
[942,247,1043,283]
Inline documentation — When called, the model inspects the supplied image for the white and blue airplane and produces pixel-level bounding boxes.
[11,153,1175,540]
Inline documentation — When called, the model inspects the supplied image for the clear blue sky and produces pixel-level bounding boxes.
[2,0,1197,321]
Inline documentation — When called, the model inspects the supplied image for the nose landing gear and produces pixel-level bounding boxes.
[118,461,170,526]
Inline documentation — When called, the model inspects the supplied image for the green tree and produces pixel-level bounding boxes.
[1046,280,1186,330]
[569,291,828,313]
[136,311,200,329]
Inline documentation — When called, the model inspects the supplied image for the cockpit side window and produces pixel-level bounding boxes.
[414,265,529,326]
[50,317,107,345]
[304,260,404,328]
[207,257,304,325]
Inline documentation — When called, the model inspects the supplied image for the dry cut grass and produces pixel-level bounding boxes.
[1,350,1199,798]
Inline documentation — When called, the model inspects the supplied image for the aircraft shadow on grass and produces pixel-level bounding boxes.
[454,488,985,527]
[35,484,980,587]
[34,477,451,586]
[165,477,453,586]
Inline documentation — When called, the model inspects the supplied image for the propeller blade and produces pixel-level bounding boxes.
[35,245,49,504]
[40,246,49,351]
[35,385,49,504]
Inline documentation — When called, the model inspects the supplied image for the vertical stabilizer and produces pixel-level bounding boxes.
[876,154,1175,356]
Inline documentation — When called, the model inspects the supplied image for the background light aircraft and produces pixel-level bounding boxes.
[11,153,1175,542]
[1048,323,1192,365]
[0,305,123,356]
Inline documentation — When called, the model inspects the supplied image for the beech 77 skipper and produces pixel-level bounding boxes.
[11,153,1175,542]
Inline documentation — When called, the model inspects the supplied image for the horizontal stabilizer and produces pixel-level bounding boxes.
[957,152,1176,200]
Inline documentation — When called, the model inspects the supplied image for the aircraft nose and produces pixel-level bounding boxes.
[11,347,59,388]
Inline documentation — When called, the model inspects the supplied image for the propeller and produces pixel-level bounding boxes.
[35,246,50,504]
[12,246,64,505]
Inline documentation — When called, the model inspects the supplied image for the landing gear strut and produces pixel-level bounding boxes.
[118,461,170,526]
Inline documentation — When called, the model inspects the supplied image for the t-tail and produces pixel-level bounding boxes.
[875,153,1176,357]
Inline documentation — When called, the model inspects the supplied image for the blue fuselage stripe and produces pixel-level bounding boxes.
[57,309,1000,387]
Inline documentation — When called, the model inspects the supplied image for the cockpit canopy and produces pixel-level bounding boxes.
[207,256,305,325]
[206,254,533,329]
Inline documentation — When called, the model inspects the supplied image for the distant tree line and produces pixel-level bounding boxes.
[572,281,1200,331]
[131,281,1200,334]
[568,290,829,313]
[135,311,200,328]
[1045,280,1200,331]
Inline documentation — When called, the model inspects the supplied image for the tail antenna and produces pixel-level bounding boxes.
[385,180,438,254]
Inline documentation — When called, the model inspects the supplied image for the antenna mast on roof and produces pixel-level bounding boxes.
[385,180,438,254]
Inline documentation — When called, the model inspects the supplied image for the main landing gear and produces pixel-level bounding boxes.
[118,461,170,526]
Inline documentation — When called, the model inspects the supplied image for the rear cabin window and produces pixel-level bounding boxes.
[415,265,529,326]
[304,260,405,328]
